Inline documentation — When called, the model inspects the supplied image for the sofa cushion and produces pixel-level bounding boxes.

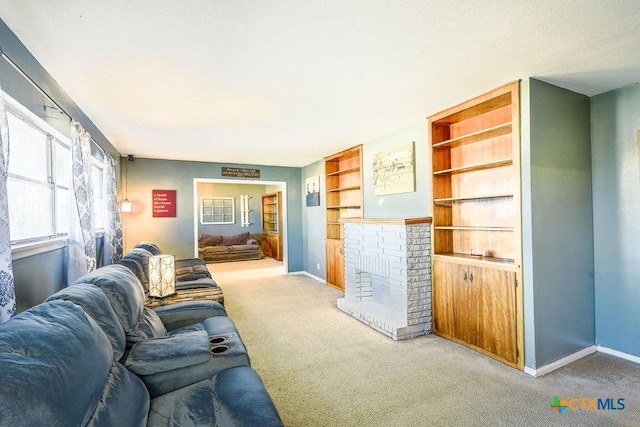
[175,277,219,290]
[125,330,212,376]
[126,307,168,346]
[199,234,223,247]
[176,263,211,282]
[74,264,146,334]
[0,300,115,426]
[223,232,251,246]
[45,284,127,361]
[148,379,216,426]
[201,246,231,255]
[212,367,284,427]
[230,244,259,252]
[86,362,150,427]
[133,241,163,255]
[120,248,153,290]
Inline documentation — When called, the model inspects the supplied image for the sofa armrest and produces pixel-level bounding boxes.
[125,330,211,375]
[175,257,206,269]
[154,301,227,331]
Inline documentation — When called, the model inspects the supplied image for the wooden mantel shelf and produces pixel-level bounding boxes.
[339,217,432,225]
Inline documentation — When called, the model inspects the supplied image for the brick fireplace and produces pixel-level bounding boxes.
[336,217,432,340]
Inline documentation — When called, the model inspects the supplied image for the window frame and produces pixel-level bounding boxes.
[3,92,107,256]
[200,196,235,225]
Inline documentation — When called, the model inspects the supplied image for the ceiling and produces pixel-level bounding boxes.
[2,1,640,167]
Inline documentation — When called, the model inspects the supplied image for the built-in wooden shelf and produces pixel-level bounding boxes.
[433,193,513,206]
[429,81,523,370]
[325,145,363,290]
[326,166,360,177]
[433,123,512,149]
[433,159,512,175]
[326,185,361,193]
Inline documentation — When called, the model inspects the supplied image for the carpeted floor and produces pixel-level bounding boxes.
[209,259,640,427]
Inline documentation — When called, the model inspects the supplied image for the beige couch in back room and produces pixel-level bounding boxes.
[198,231,261,263]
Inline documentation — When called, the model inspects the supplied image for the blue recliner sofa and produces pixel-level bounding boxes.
[0,264,283,426]
[48,264,246,397]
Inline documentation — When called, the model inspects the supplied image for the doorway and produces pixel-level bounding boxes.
[193,178,288,274]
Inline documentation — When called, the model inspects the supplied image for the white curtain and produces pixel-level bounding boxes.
[104,153,123,264]
[0,86,16,323]
[67,121,96,284]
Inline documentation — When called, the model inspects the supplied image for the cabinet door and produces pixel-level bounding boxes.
[271,233,281,261]
[472,266,518,363]
[326,239,344,290]
[433,259,459,339]
[261,233,273,258]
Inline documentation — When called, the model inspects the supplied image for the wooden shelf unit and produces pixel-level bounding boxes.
[428,81,523,369]
[261,191,282,260]
[324,145,363,290]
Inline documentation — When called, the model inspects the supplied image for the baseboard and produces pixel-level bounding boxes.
[524,345,597,377]
[597,345,640,364]
[289,270,326,284]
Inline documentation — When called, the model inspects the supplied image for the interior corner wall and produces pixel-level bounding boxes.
[362,121,431,218]
[302,160,326,278]
[123,157,303,272]
[591,82,640,357]
[524,78,595,368]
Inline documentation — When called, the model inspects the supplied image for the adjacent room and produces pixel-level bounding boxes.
[1,2,640,426]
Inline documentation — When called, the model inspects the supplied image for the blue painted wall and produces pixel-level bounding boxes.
[301,160,326,279]
[124,157,303,272]
[522,79,595,368]
[197,182,266,237]
[591,82,640,357]
[363,122,431,218]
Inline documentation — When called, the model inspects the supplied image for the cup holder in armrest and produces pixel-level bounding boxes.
[211,345,230,355]
[209,336,227,345]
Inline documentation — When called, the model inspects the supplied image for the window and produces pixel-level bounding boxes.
[6,110,70,242]
[201,197,235,224]
[5,94,106,244]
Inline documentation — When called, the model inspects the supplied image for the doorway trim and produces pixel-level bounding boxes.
[193,178,288,273]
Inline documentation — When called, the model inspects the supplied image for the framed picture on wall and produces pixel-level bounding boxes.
[305,175,320,207]
[373,141,415,196]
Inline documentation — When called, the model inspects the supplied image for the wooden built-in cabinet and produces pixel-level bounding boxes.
[261,191,282,261]
[428,81,523,369]
[324,145,363,290]
[432,258,518,364]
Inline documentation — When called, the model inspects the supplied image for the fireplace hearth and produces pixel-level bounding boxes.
[336,218,432,340]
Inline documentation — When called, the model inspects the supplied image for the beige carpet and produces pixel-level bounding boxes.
[209,259,640,427]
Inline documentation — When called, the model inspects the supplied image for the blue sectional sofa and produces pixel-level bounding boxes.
[0,264,282,426]
[122,242,220,293]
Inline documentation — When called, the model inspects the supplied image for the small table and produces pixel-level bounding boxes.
[145,287,224,308]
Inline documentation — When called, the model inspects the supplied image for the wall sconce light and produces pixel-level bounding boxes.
[148,254,176,298]
[121,199,132,213]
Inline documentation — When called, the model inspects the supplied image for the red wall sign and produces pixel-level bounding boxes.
[152,190,176,217]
